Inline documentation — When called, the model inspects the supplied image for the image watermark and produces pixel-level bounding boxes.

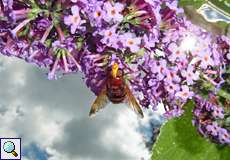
[0,138,21,160]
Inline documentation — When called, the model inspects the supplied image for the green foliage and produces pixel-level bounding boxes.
[179,0,205,9]
[179,0,230,36]
[199,79,230,100]
[45,39,52,48]
[27,0,39,8]
[18,25,30,37]
[152,101,230,160]
[208,0,230,16]
[179,0,230,15]
[27,8,42,20]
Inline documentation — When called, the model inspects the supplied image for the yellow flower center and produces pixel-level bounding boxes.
[106,31,112,37]
[96,11,101,17]
[111,8,116,15]
[72,15,80,24]
[182,92,188,97]
[127,39,134,45]
[204,55,209,61]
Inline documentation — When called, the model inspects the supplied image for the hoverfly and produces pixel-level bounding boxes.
[89,62,144,118]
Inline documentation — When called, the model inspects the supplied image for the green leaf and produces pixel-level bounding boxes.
[207,0,230,16]
[179,0,205,9]
[0,16,7,21]
[152,100,230,160]
[124,49,145,64]
[122,13,141,26]
[18,25,30,37]
[179,0,230,36]
[179,0,230,15]
[27,8,42,20]
[76,37,84,51]
[44,39,52,48]
[27,0,39,8]
[52,12,61,26]
[200,79,230,100]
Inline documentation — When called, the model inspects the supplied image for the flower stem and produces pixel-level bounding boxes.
[13,8,31,16]
[55,25,65,42]
[40,25,53,43]
[68,53,81,71]
[11,19,31,37]
[49,53,60,79]
[203,74,218,86]
[29,50,39,60]
[62,53,69,73]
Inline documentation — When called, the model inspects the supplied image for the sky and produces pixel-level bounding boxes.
[0,1,229,159]
[0,55,164,160]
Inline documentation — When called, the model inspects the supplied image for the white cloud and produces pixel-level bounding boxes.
[0,55,163,160]
[102,107,152,160]
[0,102,71,148]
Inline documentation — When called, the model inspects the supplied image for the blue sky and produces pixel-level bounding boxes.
[23,143,50,160]
[0,2,227,159]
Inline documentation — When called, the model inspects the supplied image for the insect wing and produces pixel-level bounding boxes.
[125,85,144,118]
[89,86,109,117]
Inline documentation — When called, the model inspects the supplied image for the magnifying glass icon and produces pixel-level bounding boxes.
[3,141,18,157]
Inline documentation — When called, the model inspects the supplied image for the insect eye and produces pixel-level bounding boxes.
[128,5,135,12]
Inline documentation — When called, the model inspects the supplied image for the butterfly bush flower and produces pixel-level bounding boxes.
[165,68,181,83]
[93,5,105,24]
[120,33,141,53]
[30,18,52,39]
[99,25,118,48]
[168,42,186,62]
[193,95,230,146]
[212,105,224,119]
[165,82,180,94]
[0,0,229,140]
[64,5,86,34]
[164,105,184,119]
[81,50,109,95]
[206,122,220,136]
[103,1,124,23]
[80,0,105,27]
[151,59,167,80]
[27,42,52,68]
[175,85,194,101]
[143,31,159,50]
[121,0,157,29]
[165,0,184,14]
[181,65,199,85]
[219,128,230,144]
[10,19,32,38]
[198,49,215,69]
[48,38,82,80]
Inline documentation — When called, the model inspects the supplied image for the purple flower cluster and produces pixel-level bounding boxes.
[193,95,230,146]
[0,0,85,79]
[0,0,229,121]
[129,18,229,118]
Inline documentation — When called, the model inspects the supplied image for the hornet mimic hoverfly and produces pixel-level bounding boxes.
[89,62,144,118]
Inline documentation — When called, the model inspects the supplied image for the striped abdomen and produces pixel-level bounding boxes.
[106,77,126,104]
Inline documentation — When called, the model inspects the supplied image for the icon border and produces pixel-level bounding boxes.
[0,138,21,160]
